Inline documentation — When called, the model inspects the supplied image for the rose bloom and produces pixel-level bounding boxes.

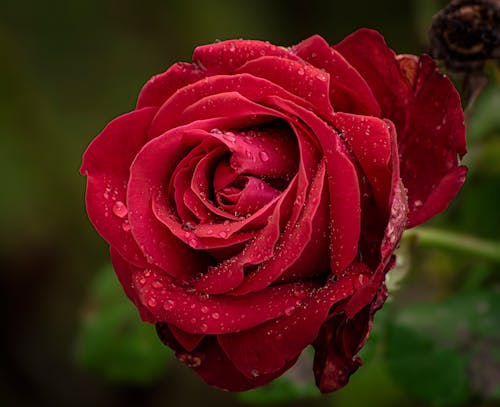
[81,29,466,392]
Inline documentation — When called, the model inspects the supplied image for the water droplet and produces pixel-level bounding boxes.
[297,68,305,76]
[223,132,236,142]
[200,323,208,332]
[293,290,307,300]
[211,312,220,320]
[139,278,146,285]
[259,151,269,162]
[229,43,236,52]
[112,201,128,218]
[163,300,175,311]
[251,369,260,378]
[218,231,228,238]
[201,306,209,314]
[122,220,131,232]
[285,306,295,316]
[148,298,157,307]
[316,72,328,81]
[190,317,197,324]
[152,280,162,289]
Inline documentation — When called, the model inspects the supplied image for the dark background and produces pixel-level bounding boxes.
[1,1,498,406]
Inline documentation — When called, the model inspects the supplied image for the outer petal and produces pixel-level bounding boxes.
[110,248,155,323]
[192,39,299,75]
[132,266,317,335]
[397,55,466,227]
[334,28,411,131]
[293,35,381,116]
[156,325,298,392]
[218,275,357,378]
[137,62,207,108]
[334,29,466,227]
[80,107,157,267]
[313,285,387,393]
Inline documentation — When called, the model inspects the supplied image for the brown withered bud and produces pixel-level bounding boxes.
[429,0,500,74]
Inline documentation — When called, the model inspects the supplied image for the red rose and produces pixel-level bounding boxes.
[81,29,466,392]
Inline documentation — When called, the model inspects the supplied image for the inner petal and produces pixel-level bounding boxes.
[217,175,281,215]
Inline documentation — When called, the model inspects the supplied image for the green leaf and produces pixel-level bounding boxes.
[386,290,500,406]
[75,265,171,384]
[238,349,319,404]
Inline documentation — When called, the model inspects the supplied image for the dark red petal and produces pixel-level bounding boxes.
[127,126,212,278]
[397,55,466,227]
[149,74,314,138]
[266,96,361,275]
[334,28,410,131]
[136,62,207,109]
[132,266,316,334]
[345,121,407,318]
[80,107,157,267]
[313,285,387,393]
[235,56,334,121]
[109,248,155,323]
[192,39,299,75]
[218,276,356,378]
[229,160,326,295]
[169,324,205,352]
[334,30,466,227]
[332,113,392,209]
[293,35,381,116]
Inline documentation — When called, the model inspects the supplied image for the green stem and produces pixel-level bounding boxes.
[402,227,500,264]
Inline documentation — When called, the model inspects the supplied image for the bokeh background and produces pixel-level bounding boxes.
[1,0,499,406]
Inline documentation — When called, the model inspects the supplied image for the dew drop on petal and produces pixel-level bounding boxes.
[201,306,209,314]
[297,68,305,76]
[200,323,208,332]
[112,201,128,218]
[218,231,228,238]
[211,312,220,320]
[259,151,270,162]
[163,300,175,311]
[122,220,131,232]
[148,298,157,307]
[152,280,162,289]
[285,306,295,316]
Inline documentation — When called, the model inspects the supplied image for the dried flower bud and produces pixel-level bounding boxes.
[429,0,500,74]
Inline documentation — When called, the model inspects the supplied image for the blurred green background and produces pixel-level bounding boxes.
[1,0,499,406]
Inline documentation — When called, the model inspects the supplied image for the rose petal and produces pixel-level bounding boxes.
[137,62,207,109]
[156,327,298,392]
[313,285,387,392]
[169,324,205,352]
[293,35,381,116]
[229,160,327,295]
[110,248,155,323]
[334,28,411,131]
[132,266,317,334]
[192,39,299,75]
[266,96,361,275]
[334,29,466,227]
[397,55,466,227]
[235,56,334,121]
[332,113,392,209]
[149,74,315,137]
[219,275,357,378]
[128,126,213,278]
[81,107,157,267]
